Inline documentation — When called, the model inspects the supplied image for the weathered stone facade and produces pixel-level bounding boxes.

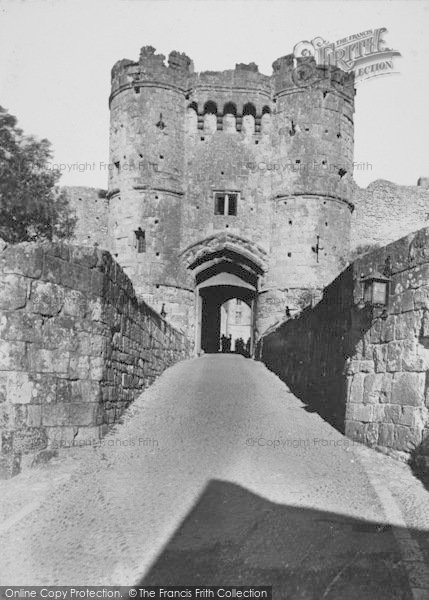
[58,46,429,354]
[105,46,356,342]
[0,242,190,478]
[64,186,109,249]
[351,179,429,252]
[258,226,429,467]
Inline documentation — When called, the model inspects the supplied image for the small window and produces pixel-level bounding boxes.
[228,194,237,215]
[214,192,239,216]
[135,228,146,253]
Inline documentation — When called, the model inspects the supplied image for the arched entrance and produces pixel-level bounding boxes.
[199,281,256,354]
[180,233,268,356]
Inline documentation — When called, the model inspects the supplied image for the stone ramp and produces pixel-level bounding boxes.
[0,355,428,597]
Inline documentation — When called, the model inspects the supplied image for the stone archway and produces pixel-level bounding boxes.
[180,233,268,355]
[199,283,255,353]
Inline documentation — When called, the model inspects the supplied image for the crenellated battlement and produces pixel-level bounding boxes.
[272,54,355,101]
[110,47,273,107]
[110,46,194,105]
[110,46,354,110]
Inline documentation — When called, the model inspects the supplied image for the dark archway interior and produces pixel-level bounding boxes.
[196,259,258,288]
[200,285,255,353]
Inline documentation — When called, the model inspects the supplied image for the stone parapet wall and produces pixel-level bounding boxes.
[258,227,429,468]
[351,180,429,252]
[0,242,190,478]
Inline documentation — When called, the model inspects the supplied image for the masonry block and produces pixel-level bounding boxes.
[380,404,402,424]
[397,406,427,428]
[345,403,373,422]
[348,373,365,403]
[0,340,26,371]
[69,246,99,269]
[393,425,422,452]
[400,290,415,313]
[369,319,382,344]
[7,371,34,404]
[90,270,105,297]
[63,289,88,317]
[363,373,392,404]
[381,316,395,343]
[392,290,415,314]
[29,375,57,404]
[422,312,429,337]
[0,312,43,343]
[364,422,379,446]
[0,404,13,429]
[89,356,104,380]
[395,312,421,340]
[378,422,395,447]
[28,281,64,315]
[28,348,69,374]
[414,287,429,309]
[68,264,92,295]
[42,404,70,426]
[386,341,402,372]
[1,245,43,278]
[391,372,425,406]
[26,405,42,427]
[70,380,101,403]
[55,379,72,403]
[373,345,387,373]
[77,332,105,356]
[45,243,70,262]
[402,339,429,372]
[42,254,67,285]
[69,355,90,379]
[345,420,366,443]
[13,427,48,454]
[66,403,99,427]
[42,320,79,352]
[88,299,104,322]
[0,274,28,310]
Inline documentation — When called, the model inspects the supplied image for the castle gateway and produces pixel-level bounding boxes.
[106,46,355,353]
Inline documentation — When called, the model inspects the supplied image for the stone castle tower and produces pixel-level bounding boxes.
[106,46,355,353]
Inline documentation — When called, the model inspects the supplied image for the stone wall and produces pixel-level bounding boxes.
[0,241,190,478]
[63,186,109,250]
[351,180,429,253]
[258,226,429,467]
[107,48,355,337]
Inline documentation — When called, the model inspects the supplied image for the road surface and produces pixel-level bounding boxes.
[1,355,429,598]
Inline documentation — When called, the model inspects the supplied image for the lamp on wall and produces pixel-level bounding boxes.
[357,271,390,315]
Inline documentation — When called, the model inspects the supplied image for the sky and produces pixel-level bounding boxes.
[0,0,428,189]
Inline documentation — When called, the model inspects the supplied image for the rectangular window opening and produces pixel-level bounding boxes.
[214,194,225,215]
[228,194,237,215]
[214,192,239,216]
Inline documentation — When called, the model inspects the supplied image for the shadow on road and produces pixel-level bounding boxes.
[139,479,413,599]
